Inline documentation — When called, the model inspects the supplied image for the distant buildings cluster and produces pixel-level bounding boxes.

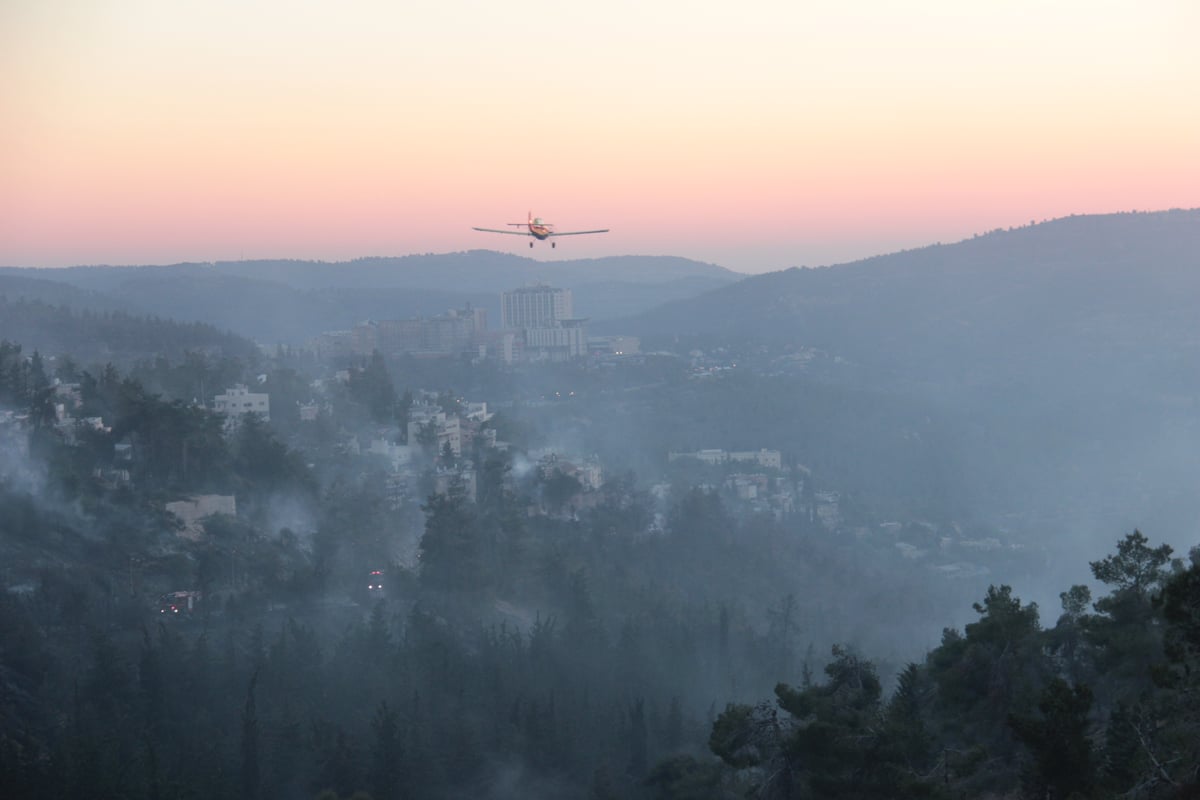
[307,282,637,364]
[664,447,799,521]
[668,448,783,470]
[311,305,488,361]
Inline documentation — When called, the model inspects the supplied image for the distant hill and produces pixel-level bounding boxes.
[1,252,742,343]
[609,209,1200,530]
[0,296,259,365]
[207,251,737,292]
[614,209,1200,386]
[0,273,138,315]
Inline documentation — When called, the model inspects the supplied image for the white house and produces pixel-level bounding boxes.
[214,384,270,423]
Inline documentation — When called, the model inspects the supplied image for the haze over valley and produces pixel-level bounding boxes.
[4,0,1200,794]
[3,209,1200,797]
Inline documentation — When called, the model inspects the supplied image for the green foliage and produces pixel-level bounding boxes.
[418,480,486,597]
[1144,558,1200,790]
[644,755,727,799]
[8,345,1200,800]
[0,341,50,412]
[627,698,649,778]
[0,301,258,366]
[1090,529,1173,597]
[240,670,260,800]
[541,467,582,513]
[708,646,941,799]
[232,412,316,504]
[1059,583,1091,620]
[668,487,731,544]
[368,702,403,800]
[1086,531,1175,703]
[347,351,398,423]
[1099,702,1144,794]
[1159,554,1200,676]
[927,585,1046,738]
[415,421,438,450]
[708,704,765,770]
[1007,678,1094,798]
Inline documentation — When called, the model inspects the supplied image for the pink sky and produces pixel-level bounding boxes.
[2,1,1197,274]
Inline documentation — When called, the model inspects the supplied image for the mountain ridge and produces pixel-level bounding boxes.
[607,209,1200,376]
[0,252,742,343]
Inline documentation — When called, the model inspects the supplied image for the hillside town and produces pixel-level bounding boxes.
[4,221,1200,798]
[0,276,1029,610]
[309,283,637,363]
[6,0,1199,790]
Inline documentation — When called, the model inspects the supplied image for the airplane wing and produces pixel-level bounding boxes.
[547,229,610,237]
[472,227,534,236]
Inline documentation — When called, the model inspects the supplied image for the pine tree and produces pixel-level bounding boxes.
[370,702,404,800]
[240,670,260,800]
[627,698,649,779]
[1008,678,1095,798]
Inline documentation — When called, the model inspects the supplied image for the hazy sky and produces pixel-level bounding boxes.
[2,1,1197,274]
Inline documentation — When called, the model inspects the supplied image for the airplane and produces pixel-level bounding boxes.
[472,212,609,248]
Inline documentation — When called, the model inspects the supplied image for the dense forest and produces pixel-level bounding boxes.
[2,342,1199,798]
[0,297,260,366]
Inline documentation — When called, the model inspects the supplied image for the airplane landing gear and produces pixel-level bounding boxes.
[529,242,534,248]
[551,242,556,248]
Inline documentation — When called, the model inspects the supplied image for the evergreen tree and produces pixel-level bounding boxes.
[369,702,404,800]
[241,671,260,800]
[627,698,649,779]
[1087,531,1174,701]
[418,479,486,597]
[1007,678,1095,798]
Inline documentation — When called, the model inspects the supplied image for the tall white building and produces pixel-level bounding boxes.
[501,283,587,360]
[501,284,573,329]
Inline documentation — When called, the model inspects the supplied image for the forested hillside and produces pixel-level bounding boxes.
[0,275,133,314]
[0,297,259,365]
[3,213,1199,799]
[2,346,1198,799]
[615,210,1200,380]
[601,210,1200,559]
